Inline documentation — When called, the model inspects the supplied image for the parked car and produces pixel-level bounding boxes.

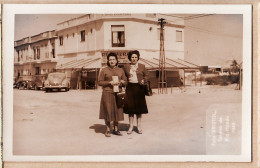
[15,76,32,90]
[29,74,48,90]
[44,72,70,92]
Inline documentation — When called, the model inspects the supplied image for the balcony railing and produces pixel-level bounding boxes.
[15,37,30,47]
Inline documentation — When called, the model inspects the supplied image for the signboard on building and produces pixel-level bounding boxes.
[101,51,130,64]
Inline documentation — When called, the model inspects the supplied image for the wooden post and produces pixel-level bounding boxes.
[239,67,242,90]
[200,71,202,86]
[183,70,186,88]
[195,71,197,86]
[95,68,98,90]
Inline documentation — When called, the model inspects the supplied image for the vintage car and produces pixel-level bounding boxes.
[44,72,70,92]
[14,76,32,90]
[29,74,48,90]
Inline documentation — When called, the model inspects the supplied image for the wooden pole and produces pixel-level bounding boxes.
[183,70,186,88]
[200,71,202,86]
[95,68,98,90]
[158,18,166,94]
[239,67,242,90]
[195,71,197,86]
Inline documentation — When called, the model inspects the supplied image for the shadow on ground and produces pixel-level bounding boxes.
[89,123,132,135]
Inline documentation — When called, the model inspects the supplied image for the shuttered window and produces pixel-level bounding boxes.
[111,25,125,47]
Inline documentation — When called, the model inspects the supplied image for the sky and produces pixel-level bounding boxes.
[184,14,243,67]
[15,14,83,41]
[15,14,243,67]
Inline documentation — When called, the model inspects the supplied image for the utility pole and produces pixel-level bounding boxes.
[158,18,167,94]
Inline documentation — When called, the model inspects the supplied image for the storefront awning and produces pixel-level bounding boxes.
[139,57,199,70]
[56,57,101,70]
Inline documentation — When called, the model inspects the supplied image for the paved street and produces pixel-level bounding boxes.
[13,85,242,155]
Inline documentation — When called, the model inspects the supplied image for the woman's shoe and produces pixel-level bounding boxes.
[127,129,133,134]
[105,130,111,137]
[113,130,123,136]
[137,129,142,134]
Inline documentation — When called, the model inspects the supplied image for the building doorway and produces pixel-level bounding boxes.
[36,67,40,75]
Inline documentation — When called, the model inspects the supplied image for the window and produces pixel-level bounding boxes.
[59,36,63,45]
[18,50,20,62]
[176,30,183,42]
[37,47,40,59]
[80,30,85,41]
[111,25,125,47]
[33,48,37,60]
[52,49,55,58]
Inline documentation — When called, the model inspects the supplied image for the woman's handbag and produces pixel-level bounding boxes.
[116,87,126,108]
[144,81,153,96]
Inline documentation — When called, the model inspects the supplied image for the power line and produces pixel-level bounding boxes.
[164,19,242,39]
[184,26,242,39]
[184,14,214,20]
[159,14,214,20]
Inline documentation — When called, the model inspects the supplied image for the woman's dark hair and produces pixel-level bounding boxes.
[128,50,140,61]
[107,52,118,66]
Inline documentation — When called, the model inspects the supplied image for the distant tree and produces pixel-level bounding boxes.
[230,59,239,73]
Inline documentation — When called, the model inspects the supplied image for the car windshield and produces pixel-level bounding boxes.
[48,73,66,81]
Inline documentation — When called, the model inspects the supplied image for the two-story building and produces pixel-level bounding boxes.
[14,30,57,78]
[55,14,188,89]
[14,14,200,89]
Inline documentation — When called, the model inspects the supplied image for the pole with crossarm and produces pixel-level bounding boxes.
[158,18,167,94]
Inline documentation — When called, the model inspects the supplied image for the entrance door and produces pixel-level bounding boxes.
[36,67,40,75]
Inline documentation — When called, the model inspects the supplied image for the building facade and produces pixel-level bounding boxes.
[14,30,57,78]
[55,14,185,66]
[14,14,190,89]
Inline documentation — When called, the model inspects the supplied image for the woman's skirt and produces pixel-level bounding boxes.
[99,92,124,122]
[123,83,148,115]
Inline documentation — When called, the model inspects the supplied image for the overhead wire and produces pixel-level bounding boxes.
[161,15,242,39]
[159,13,214,20]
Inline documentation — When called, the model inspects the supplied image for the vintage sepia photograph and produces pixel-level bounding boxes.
[3,4,252,162]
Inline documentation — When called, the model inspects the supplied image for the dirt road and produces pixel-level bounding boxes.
[13,85,242,156]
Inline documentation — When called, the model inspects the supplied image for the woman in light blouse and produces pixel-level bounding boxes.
[123,50,149,134]
[98,52,127,137]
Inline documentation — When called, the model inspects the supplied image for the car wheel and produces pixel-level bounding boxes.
[45,88,49,92]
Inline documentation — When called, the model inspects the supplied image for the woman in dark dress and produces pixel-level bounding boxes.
[123,50,148,134]
[98,52,127,137]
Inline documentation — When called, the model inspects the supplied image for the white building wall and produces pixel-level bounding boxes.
[56,20,105,59]
[95,21,104,51]
[103,20,184,60]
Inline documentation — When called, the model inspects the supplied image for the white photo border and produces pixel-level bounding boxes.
[3,4,252,162]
